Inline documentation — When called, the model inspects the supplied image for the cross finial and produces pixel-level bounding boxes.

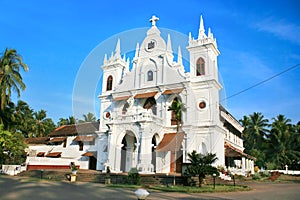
[149,15,159,26]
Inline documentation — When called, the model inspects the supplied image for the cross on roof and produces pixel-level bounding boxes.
[149,15,159,26]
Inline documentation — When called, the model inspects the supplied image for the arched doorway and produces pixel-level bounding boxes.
[120,131,137,172]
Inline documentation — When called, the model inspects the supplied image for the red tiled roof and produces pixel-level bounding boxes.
[46,152,62,158]
[224,142,256,160]
[163,88,184,94]
[73,135,96,142]
[81,151,97,157]
[49,137,66,143]
[36,152,45,157]
[113,95,131,101]
[48,122,99,137]
[25,137,49,144]
[134,92,158,99]
[156,132,185,152]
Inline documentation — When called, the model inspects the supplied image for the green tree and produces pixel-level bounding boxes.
[14,100,34,137]
[168,97,183,133]
[57,116,76,126]
[0,124,27,164]
[240,112,269,168]
[0,48,29,112]
[185,150,219,187]
[31,110,55,137]
[168,97,184,185]
[266,115,300,169]
[78,112,96,123]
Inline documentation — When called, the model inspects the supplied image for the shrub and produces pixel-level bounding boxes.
[127,168,140,185]
[252,172,261,180]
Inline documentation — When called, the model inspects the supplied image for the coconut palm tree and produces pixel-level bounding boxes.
[58,116,76,126]
[31,109,55,137]
[0,48,29,111]
[185,150,219,187]
[168,97,184,185]
[266,115,300,169]
[241,112,269,150]
[78,112,97,123]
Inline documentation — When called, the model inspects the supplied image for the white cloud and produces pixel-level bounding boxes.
[254,17,300,46]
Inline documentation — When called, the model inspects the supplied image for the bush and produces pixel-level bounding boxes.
[252,172,261,180]
[262,170,270,177]
[127,168,140,185]
[265,162,277,170]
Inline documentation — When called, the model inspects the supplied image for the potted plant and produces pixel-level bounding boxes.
[70,162,78,175]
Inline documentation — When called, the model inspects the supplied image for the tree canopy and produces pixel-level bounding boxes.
[241,112,300,170]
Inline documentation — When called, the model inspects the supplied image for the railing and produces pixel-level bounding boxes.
[113,111,163,125]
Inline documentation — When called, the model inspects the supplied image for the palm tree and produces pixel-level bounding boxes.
[58,116,76,126]
[240,113,269,149]
[78,112,96,123]
[168,97,184,185]
[168,97,183,133]
[14,100,34,137]
[240,112,269,168]
[266,115,300,169]
[31,110,55,137]
[0,48,29,111]
[185,150,219,187]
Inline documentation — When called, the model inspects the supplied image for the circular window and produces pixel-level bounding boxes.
[104,112,111,120]
[199,101,206,109]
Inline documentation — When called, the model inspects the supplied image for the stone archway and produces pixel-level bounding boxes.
[120,131,137,172]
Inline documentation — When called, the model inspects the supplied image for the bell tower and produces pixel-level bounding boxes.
[186,16,222,125]
[187,15,220,82]
[101,39,129,95]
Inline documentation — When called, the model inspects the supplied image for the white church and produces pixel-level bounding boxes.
[97,16,255,174]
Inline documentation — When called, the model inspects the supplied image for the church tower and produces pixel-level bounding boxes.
[101,39,129,96]
[186,15,222,125]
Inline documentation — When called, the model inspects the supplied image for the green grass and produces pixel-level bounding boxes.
[105,184,251,193]
[147,184,250,193]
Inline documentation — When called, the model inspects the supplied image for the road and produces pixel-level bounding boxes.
[0,175,299,200]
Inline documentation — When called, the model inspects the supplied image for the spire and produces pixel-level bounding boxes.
[198,15,206,39]
[103,54,107,64]
[177,46,182,66]
[134,43,140,59]
[115,38,121,58]
[189,32,192,42]
[166,34,173,54]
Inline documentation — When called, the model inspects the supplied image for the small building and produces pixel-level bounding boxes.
[25,122,99,170]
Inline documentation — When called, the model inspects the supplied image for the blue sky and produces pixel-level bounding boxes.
[1,0,299,124]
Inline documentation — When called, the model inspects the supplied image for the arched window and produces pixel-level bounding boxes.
[106,75,113,91]
[147,70,153,81]
[143,97,157,115]
[196,57,205,76]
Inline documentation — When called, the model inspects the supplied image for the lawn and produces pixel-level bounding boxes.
[107,183,251,193]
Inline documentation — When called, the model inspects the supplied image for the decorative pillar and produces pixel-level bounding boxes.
[242,157,246,175]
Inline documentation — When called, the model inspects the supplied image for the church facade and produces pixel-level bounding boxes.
[97,16,254,174]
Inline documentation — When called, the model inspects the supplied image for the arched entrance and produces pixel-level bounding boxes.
[120,131,137,172]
